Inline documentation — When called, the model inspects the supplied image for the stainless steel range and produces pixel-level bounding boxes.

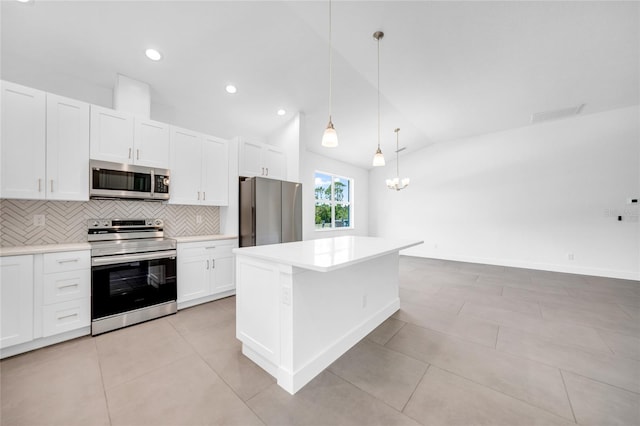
[89,218,177,335]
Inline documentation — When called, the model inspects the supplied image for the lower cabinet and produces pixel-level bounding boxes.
[0,250,90,358]
[0,255,34,348]
[177,239,237,309]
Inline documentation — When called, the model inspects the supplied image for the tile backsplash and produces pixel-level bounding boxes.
[0,199,220,247]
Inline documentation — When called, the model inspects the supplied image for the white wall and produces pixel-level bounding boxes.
[369,106,640,280]
[267,114,301,182]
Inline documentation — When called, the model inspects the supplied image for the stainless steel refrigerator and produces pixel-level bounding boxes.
[239,177,302,247]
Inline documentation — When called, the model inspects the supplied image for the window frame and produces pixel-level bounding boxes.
[314,171,354,231]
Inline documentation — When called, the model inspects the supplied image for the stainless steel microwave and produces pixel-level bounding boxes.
[89,160,170,201]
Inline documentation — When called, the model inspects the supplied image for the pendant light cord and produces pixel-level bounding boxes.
[377,35,381,150]
[395,128,400,178]
[328,0,333,120]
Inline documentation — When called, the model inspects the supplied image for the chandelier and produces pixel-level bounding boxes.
[386,128,410,191]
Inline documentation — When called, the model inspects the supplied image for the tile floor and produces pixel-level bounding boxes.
[1,256,639,426]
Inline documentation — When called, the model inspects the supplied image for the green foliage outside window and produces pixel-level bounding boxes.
[314,172,352,229]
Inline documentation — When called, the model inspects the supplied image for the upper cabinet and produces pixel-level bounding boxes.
[1,81,89,201]
[239,139,286,180]
[90,105,169,169]
[46,93,90,201]
[169,126,229,206]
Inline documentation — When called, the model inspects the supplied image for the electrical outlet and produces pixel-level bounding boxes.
[33,214,45,226]
[567,253,574,261]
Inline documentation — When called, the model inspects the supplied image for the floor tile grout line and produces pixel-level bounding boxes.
[559,369,578,424]
[322,368,419,419]
[166,303,269,425]
[400,363,431,414]
[594,329,619,357]
[432,365,577,423]
[495,340,640,396]
[381,319,408,346]
[93,337,114,426]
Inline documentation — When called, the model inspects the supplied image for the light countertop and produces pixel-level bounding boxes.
[0,235,238,256]
[0,243,92,256]
[233,236,423,272]
[172,234,237,243]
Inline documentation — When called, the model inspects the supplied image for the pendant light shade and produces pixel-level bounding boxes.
[322,0,338,148]
[322,117,338,148]
[372,147,385,166]
[372,31,385,166]
[386,128,410,191]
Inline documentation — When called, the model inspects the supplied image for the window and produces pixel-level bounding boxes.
[314,171,353,230]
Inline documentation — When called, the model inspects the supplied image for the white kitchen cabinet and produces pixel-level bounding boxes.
[202,135,229,206]
[133,118,170,168]
[42,251,91,332]
[90,105,134,164]
[0,81,89,201]
[177,239,237,309]
[90,105,170,169]
[0,255,34,348]
[1,249,91,358]
[0,81,46,199]
[46,93,90,201]
[239,139,286,180]
[169,126,229,206]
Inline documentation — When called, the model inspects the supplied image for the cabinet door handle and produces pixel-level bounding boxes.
[50,180,54,193]
[137,149,140,160]
[203,192,206,200]
[197,191,201,200]
[266,167,269,176]
[128,148,132,159]
[261,167,265,176]
[57,258,80,264]
[212,259,215,269]
[38,178,42,192]
[206,259,210,270]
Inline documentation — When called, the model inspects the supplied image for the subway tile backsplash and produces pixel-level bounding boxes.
[0,199,220,247]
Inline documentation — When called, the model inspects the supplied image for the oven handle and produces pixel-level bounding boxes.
[91,250,177,267]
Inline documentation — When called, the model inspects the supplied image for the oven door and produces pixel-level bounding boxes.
[91,250,177,321]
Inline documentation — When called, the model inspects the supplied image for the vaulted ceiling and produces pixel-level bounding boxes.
[2,1,638,169]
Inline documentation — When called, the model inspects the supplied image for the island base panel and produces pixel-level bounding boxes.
[236,252,401,394]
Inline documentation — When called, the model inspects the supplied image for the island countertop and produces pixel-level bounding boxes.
[232,236,422,272]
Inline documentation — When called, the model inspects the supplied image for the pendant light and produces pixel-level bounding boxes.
[372,31,385,167]
[386,128,410,190]
[321,0,338,148]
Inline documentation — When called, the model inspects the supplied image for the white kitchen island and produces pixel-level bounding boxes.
[233,236,423,394]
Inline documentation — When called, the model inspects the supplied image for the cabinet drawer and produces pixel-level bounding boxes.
[43,250,90,274]
[42,297,90,337]
[43,269,90,305]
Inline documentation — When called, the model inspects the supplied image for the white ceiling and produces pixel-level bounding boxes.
[2,1,638,169]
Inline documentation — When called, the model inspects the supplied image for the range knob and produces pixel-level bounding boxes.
[146,219,153,226]
[102,221,109,227]
[92,220,99,227]
[155,219,162,226]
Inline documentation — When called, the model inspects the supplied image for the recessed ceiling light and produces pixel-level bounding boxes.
[16,0,33,3]
[145,48,162,61]
[277,109,286,116]
[225,85,237,94]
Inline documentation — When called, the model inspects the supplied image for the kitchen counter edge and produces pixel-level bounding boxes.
[172,235,238,243]
[0,243,92,256]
